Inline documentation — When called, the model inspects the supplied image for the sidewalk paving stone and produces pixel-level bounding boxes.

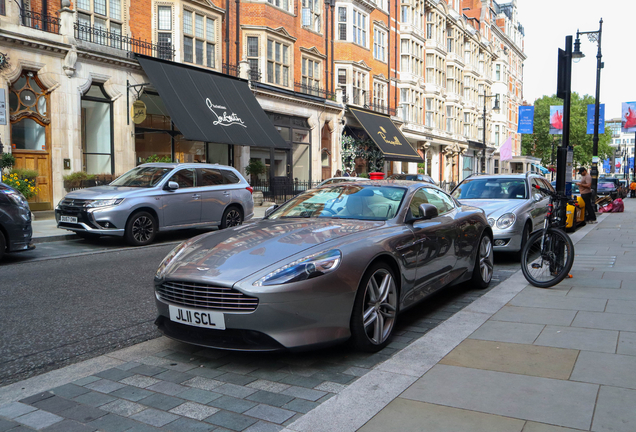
[86,413,139,432]
[246,380,291,394]
[566,287,636,301]
[109,386,154,402]
[120,375,161,389]
[137,394,184,411]
[130,408,179,427]
[522,422,586,432]
[145,380,188,396]
[31,396,79,414]
[617,331,636,355]
[491,306,577,326]
[72,392,116,408]
[95,368,136,382]
[15,410,63,430]
[182,377,223,391]
[605,299,636,315]
[163,417,215,432]
[217,373,258,386]
[243,405,295,424]
[58,404,107,423]
[534,325,619,353]
[214,383,258,399]
[591,385,636,432]
[243,420,285,432]
[279,386,326,402]
[127,365,167,377]
[0,418,20,431]
[204,409,258,431]
[176,388,222,405]
[281,399,319,414]
[439,339,578,379]
[84,379,126,394]
[359,399,526,432]
[41,418,96,432]
[168,402,219,420]
[402,364,598,430]
[570,351,636,390]
[189,368,225,380]
[151,370,193,384]
[510,292,607,311]
[246,391,294,408]
[208,396,258,414]
[572,311,636,332]
[49,384,90,400]
[100,399,146,417]
[468,321,545,344]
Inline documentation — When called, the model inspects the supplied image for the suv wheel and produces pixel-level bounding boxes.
[221,207,243,229]
[125,211,157,246]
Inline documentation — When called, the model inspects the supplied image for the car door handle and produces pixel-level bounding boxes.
[223,191,230,195]
[192,194,201,200]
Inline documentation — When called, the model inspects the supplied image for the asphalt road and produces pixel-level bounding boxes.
[0,238,522,387]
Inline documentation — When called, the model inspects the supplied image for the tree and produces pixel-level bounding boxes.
[341,134,385,174]
[521,93,613,168]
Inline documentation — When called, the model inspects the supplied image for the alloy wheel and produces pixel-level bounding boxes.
[132,216,153,243]
[225,209,242,227]
[362,269,397,345]
[479,235,494,283]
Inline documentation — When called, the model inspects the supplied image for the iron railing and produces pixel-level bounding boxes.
[20,8,60,34]
[223,63,239,77]
[251,178,321,203]
[249,68,261,82]
[74,22,174,60]
[294,82,336,101]
[343,92,396,115]
[366,102,396,116]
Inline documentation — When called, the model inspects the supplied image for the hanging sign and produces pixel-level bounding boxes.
[517,106,534,134]
[586,104,605,134]
[549,105,563,135]
[622,101,636,133]
[131,100,147,124]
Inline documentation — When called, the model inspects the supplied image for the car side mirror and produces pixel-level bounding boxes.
[532,193,541,202]
[265,204,279,218]
[166,181,179,191]
[407,203,438,223]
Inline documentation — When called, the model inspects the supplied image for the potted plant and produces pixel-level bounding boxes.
[245,159,266,185]
[63,171,96,191]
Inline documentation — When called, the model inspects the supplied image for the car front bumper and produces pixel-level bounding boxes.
[154,273,356,351]
[55,206,126,237]
[491,227,523,252]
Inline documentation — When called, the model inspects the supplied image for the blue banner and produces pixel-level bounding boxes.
[586,104,605,134]
[630,157,634,170]
[603,158,611,173]
[518,106,534,134]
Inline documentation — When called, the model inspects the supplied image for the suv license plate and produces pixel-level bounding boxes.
[169,305,225,330]
[60,215,78,223]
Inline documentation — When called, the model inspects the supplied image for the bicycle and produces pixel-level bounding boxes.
[520,185,576,288]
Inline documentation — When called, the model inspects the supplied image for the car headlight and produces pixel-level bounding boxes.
[487,218,495,227]
[85,198,124,208]
[3,189,29,208]
[155,240,191,279]
[496,213,516,230]
[253,250,342,287]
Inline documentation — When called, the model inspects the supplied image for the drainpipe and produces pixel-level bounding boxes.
[331,0,335,93]
[393,0,397,110]
[235,0,240,65]
[42,0,48,32]
[325,1,329,91]
[387,0,390,110]
[225,0,230,70]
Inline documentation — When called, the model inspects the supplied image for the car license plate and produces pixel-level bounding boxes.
[60,215,78,223]
[168,305,225,330]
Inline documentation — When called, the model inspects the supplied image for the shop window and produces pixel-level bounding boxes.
[301,57,320,94]
[183,9,216,67]
[9,71,50,151]
[76,0,123,46]
[267,39,290,87]
[81,84,113,174]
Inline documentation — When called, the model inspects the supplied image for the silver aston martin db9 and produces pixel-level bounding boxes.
[154,181,493,352]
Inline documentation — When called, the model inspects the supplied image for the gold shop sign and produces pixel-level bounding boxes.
[131,100,147,124]
[377,126,402,146]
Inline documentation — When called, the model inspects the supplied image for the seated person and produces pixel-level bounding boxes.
[338,189,376,218]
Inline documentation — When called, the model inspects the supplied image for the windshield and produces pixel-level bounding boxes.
[268,185,407,221]
[453,178,527,200]
[111,166,173,188]
[598,182,615,189]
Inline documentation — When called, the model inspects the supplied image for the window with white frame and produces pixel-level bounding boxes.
[352,70,367,105]
[183,9,216,67]
[247,36,259,78]
[495,125,500,146]
[463,112,470,137]
[338,7,347,40]
[338,69,347,86]
[446,28,453,53]
[374,27,387,62]
[373,81,386,111]
[401,6,408,23]
[478,51,484,74]
[353,9,367,47]
[401,39,423,76]
[156,6,173,60]
[401,0,423,28]
[302,57,321,94]
[267,39,290,87]
[426,12,434,39]
[478,84,484,106]
[425,98,434,127]
[77,0,123,46]
[400,88,422,123]
[268,0,290,11]
[495,63,501,81]
[302,0,321,32]
[446,105,453,133]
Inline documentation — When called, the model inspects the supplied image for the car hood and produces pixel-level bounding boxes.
[457,199,525,218]
[162,219,384,286]
[63,186,153,200]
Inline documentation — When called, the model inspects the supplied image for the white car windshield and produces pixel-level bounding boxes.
[453,178,527,200]
[111,166,173,188]
[268,185,407,221]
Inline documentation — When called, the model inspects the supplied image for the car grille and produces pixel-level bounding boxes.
[59,199,90,211]
[157,281,259,312]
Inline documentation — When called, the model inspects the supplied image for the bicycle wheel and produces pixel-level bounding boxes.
[521,228,574,288]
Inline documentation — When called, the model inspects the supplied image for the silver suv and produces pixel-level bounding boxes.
[452,173,551,255]
[55,163,254,245]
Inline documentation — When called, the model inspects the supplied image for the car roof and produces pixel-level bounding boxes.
[324,177,369,181]
[139,162,238,171]
[318,179,444,193]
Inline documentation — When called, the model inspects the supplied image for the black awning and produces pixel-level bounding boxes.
[136,55,290,149]
[468,140,485,149]
[348,107,422,163]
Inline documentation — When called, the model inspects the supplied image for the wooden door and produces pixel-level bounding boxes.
[13,151,52,210]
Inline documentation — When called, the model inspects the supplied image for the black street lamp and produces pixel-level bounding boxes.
[572,18,603,204]
[482,89,500,173]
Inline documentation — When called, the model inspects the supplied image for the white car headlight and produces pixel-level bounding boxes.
[496,213,516,230]
[85,198,124,208]
[253,250,342,287]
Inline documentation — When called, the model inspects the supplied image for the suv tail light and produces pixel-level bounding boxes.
[246,186,253,194]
